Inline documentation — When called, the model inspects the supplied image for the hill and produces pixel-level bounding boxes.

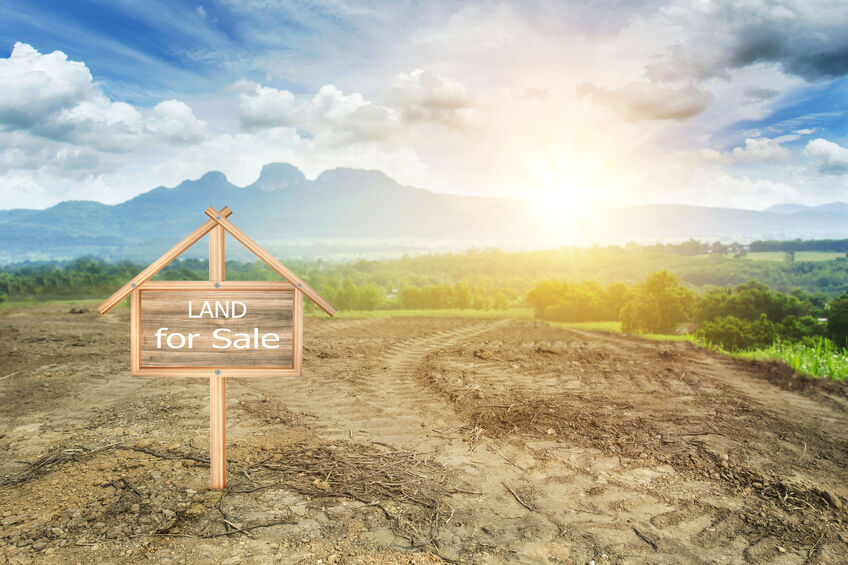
[3,163,848,262]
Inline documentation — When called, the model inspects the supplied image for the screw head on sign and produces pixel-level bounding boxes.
[297,283,303,288]
[131,282,136,288]
[216,215,221,220]
[214,369,221,375]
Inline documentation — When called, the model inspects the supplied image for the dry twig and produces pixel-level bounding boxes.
[502,481,537,512]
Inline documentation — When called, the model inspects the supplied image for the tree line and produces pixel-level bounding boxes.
[3,249,848,345]
[525,271,848,351]
[749,239,848,253]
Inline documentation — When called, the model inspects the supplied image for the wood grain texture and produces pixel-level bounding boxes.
[294,290,303,374]
[209,225,225,281]
[139,281,295,291]
[209,374,226,489]
[138,289,294,368]
[208,221,227,490]
[131,290,140,374]
[97,206,232,314]
[132,367,301,377]
[204,206,337,317]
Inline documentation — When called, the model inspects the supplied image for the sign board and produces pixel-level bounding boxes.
[132,281,302,377]
[98,206,336,489]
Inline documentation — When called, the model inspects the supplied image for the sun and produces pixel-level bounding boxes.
[527,142,606,242]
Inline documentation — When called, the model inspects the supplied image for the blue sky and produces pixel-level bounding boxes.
[1,0,847,211]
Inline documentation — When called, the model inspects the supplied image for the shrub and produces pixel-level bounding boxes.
[526,280,629,322]
[827,293,848,348]
[620,271,695,334]
[696,315,777,351]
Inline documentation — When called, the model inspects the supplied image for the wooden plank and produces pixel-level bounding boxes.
[138,281,295,291]
[204,206,337,317]
[210,374,226,489]
[139,289,294,368]
[97,206,233,314]
[133,367,300,377]
[209,226,225,281]
[209,220,227,491]
[294,290,303,374]
[130,290,140,375]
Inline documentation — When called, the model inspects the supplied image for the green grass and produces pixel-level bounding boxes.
[552,319,848,381]
[548,321,622,333]
[306,308,535,320]
[734,337,848,381]
[0,297,122,310]
[747,251,846,262]
[318,308,848,381]
[551,320,848,381]
[548,320,696,342]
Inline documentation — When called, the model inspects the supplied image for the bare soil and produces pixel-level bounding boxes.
[1,305,846,564]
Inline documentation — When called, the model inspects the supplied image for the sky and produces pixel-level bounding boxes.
[1,0,847,212]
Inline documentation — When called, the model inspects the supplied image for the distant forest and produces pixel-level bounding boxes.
[748,239,848,252]
[3,239,848,312]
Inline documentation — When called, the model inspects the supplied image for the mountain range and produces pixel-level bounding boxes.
[2,163,848,263]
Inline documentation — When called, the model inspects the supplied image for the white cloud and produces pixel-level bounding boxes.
[576,82,712,121]
[645,0,848,82]
[384,69,476,129]
[236,80,298,131]
[804,138,848,175]
[0,42,145,150]
[0,42,95,129]
[0,46,439,207]
[0,43,206,152]
[147,100,208,144]
[731,137,793,164]
[0,43,217,205]
[236,81,399,145]
[689,170,799,209]
[2,0,848,213]
[236,70,475,145]
[308,84,397,144]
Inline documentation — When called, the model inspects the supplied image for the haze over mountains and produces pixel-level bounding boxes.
[2,163,848,263]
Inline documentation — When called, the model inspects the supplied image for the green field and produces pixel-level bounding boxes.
[734,338,848,381]
[306,308,534,320]
[747,251,846,262]
[548,320,697,342]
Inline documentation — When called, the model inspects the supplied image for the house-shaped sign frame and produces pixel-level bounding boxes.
[97,205,336,488]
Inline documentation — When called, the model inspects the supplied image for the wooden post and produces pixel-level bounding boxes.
[209,225,226,489]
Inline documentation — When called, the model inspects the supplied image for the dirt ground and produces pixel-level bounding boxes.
[1,304,847,564]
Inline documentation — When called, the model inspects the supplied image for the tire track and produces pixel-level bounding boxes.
[260,320,509,446]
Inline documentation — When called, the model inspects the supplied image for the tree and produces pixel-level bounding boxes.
[542,284,602,322]
[827,293,848,347]
[526,280,564,317]
[604,282,628,320]
[621,271,695,334]
[693,280,810,323]
[470,285,490,310]
[490,288,511,310]
[454,282,472,309]
[398,286,423,309]
[695,315,777,351]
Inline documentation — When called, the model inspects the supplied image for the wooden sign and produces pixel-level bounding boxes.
[97,206,336,489]
[133,282,302,377]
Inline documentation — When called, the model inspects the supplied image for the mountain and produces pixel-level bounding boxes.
[3,163,848,263]
[766,202,848,215]
[766,204,809,214]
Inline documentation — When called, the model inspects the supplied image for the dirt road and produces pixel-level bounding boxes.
[1,305,846,564]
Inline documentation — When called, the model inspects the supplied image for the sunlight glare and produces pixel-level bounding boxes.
[528,141,609,244]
